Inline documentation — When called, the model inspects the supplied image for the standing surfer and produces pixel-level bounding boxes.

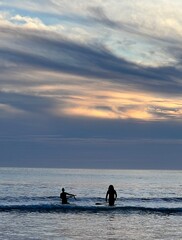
[106,185,117,206]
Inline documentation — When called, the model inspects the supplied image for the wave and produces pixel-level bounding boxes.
[0,196,58,202]
[1,196,182,215]
[120,197,182,202]
[1,204,182,215]
[1,196,182,202]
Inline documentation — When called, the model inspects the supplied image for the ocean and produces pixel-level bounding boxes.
[0,168,182,239]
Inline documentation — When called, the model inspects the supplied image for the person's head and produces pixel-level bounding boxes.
[62,188,65,192]
[109,185,114,190]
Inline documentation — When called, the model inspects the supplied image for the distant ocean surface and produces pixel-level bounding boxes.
[1,168,182,239]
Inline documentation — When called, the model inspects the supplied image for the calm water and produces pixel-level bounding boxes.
[0,168,182,239]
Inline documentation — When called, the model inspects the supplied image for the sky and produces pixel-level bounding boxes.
[0,0,182,169]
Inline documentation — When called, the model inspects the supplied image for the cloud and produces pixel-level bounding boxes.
[0,25,182,92]
[1,1,182,123]
[2,0,182,42]
[0,103,25,117]
[1,25,182,121]
[1,1,182,72]
[88,1,182,39]
[0,92,57,116]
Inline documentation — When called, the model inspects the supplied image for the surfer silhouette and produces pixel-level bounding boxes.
[106,185,117,206]
[60,188,76,204]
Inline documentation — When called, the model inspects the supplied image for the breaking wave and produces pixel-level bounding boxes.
[0,204,182,215]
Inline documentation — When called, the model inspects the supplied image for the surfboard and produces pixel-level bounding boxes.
[95,202,108,206]
[95,202,116,207]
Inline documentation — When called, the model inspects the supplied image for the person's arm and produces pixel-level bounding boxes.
[115,191,117,200]
[67,193,75,196]
[106,191,109,202]
[66,193,76,199]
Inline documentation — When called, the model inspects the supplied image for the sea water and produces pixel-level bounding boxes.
[0,168,182,239]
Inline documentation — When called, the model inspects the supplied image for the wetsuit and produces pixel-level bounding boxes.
[60,192,68,204]
[106,189,117,206]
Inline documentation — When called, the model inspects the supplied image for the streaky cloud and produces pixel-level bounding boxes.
[0,26,182,95]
